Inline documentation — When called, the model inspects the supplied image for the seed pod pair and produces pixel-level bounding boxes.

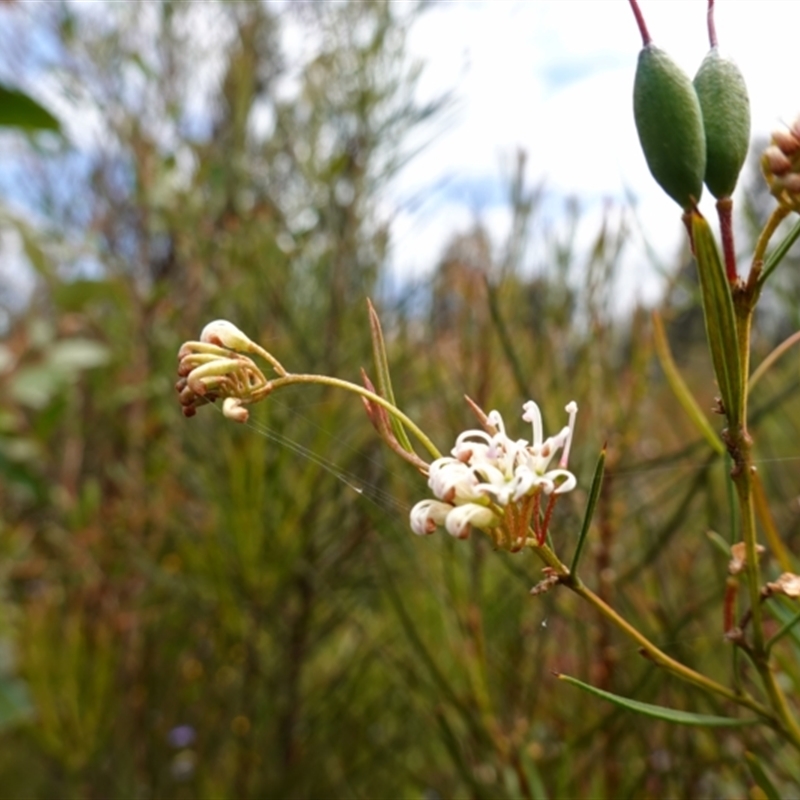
[633,43,750,208]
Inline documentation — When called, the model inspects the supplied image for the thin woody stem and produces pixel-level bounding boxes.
[526,544,799,746]
[627,0,651,46]
[567,577,790,729]
[260,373,442,461]
[716,198,738,283]
[706,0,718,49]
[751,206,790,288]
[729,289,800,748]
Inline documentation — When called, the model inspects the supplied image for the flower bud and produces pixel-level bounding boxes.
[693,48,750,199]
[634,44,706,209]
[222,397,249,423]
[763,145,792,176]
[200,320,256,353]
[771,129,800,157]
[762,117,800,212]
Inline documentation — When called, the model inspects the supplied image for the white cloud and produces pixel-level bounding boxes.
[388,0,800,304]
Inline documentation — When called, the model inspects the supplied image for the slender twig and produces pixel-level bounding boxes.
[627,0,652,46]
[706,0,718,49]
[750,206,790,290]
[716,199,738,283]
[263,373,442,461]
[749,329,800,393]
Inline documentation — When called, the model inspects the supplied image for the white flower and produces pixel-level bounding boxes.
[409,398,578,546]
[521,399,577,475]
[427,458,482,503]
[410,499,451,536]
[444,503,499,539]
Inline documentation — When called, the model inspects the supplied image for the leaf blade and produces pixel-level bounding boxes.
[652,310,724,455]
[569,445,606,576]
[557,672,759,727]
[691,212,743,429]
[0,84,60,132]
[367,298,414,453]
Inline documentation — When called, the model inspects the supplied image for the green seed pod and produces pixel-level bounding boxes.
[634,44,706,209]
[693,48,751,199]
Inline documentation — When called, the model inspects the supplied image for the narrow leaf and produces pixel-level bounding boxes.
[691,212,743,429]
[557,673,759,727]
[652,311,724,455]
[0,84,60,132]
[366,299,413,453]
[745,751,781,800]
[765,599,800,652]
[705,529,731,559]
[569,445,606,576]
[519,748,549,800]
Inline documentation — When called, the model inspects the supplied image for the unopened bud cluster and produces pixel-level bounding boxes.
[762,117,800,212]
[175,321,272,423]
[410,400,577,549]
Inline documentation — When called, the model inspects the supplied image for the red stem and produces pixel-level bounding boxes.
[707,0,718,48]
[539,493,558,546]
[627,0,652,46]
[717,198,738,283]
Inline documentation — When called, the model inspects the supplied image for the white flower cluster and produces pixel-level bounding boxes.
[410,400,578,543]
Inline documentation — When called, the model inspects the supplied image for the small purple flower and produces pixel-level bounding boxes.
[168,725,196,749]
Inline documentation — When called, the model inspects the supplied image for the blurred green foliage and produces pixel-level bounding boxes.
[1,1,800,798]
[0,84,60,132]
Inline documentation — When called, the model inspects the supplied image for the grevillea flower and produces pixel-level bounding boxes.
[762,116,800,212]
[410,399,578,549]
[175,321,272,422]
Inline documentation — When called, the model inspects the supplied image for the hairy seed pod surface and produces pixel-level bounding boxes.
[633,44,706,209]
[693,48,750,199]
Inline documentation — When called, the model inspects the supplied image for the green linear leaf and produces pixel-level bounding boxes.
[691,212,743,430]
[765,599,800,652]
[652,310,724,455]
[569,445,606,576]
[745,751,781,800]
[519,747,549,800]
[0,84,60,132]
[759,217,800,288]
[557,673,759,727]
[367,298,413,453]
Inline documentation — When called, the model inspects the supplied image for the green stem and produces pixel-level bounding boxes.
[759,216,800,288]
[261,373,442,461]
[566,576,774,719]
[728,294,800,748]
[528,544,800,746]
[748,329,800,394]
[751,206,790,286]
[251,343,289,377]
